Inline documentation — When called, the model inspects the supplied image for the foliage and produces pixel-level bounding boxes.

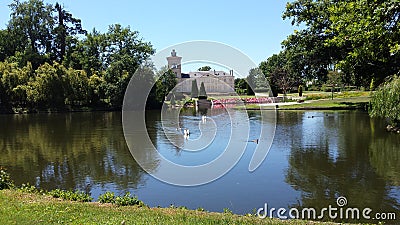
[223,208,233,214]
[0,0,160,110]
[53,3,87,61]
[98,191,116,204]
[48,189,93,202]
[370,75,400,126]
[198,66,211,71]
[191,79,198,98]
[1,189,321,225]
[282,0,400,87]
[27,62,66,107]
[198,82,207,98]
[326,71,343,87]
[298,85,303,97]
[19,183,40,193]
[170,93,176,106]
[114,192,144,207]
[0,61,32,106]
[282,0,337,83]
[8,0,54,67]
[269,65,298,99]
[0,167,13,190]
[247,68,270,93]
[259,54,281,97]
[156,68,177,104]
[98,191,144,206]
[326,0,400,86]
[234,78,247,95]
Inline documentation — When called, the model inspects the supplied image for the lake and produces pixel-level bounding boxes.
[1,109,399,222]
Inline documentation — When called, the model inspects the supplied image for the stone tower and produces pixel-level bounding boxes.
[166,49,182,77]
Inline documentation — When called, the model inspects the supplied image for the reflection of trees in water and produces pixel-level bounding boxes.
[284,111,400,220]
[0,112,147,192]
[368,119,400,186]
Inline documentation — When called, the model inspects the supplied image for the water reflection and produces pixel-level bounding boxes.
[0,110,399,223]
[0,112,146,194]
[283,111,400,222]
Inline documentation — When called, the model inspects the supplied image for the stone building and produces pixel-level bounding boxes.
[167,50,235,94]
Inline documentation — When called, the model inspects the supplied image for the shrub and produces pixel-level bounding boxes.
[19,183,40,193]
[223,208,233,214]
[191,80,198,98]
[48,189,93,202]
[196,207,205,212]
[198,82,207,99]
[370,75,400,126]
[98,191,116,204]
[305,94,328,101]
[298,85,303,97]
[170,94,176,105]
[114,192,144,206]
[306,85,321,91]
[0,167,14,190]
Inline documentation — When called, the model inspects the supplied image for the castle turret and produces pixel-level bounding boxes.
[166,49,182,77]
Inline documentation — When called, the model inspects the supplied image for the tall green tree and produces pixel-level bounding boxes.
[0,61,32,106]
[0,29,24,62]
[26,62,66,107]
[198,66,211,71]
[103,24,154,107]
[199,82,207,99]
[53,2,87,61]
[370,75,400,126]
[326,0,400,86]
[282,0,400,87]
[8,0,54,67]
[259,53,286,97]
[64,29,106,73]
[66,24,154,107]
[155,68,177,103]
[282,0,339,83]
[234,78,247,95]
[191,79,199,98]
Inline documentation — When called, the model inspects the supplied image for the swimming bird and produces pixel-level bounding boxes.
[248,139,259,144]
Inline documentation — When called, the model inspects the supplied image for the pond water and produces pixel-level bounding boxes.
[1,109,399,222]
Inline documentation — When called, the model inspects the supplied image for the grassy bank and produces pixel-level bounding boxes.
[0,189,352,225]
[234,95,370,111]
[278,96,370,110]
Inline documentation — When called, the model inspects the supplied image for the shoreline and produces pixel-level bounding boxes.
[236,96,370,111]
[0,189,356,225]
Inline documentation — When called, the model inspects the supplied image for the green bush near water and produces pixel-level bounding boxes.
[370,75,400,126]
[48,189,93,202]
[115,192,144,207]
[98,191,116,203]
[99,191,144,207]
[0,167,13,190]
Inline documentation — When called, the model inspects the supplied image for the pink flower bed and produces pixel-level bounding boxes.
[212,97,273,105]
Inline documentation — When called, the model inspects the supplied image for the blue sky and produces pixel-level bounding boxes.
[0,0,296,65]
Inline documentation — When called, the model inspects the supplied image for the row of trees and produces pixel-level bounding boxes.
[190,80,207,99]
[258,0,399,94]
[0,0,174,111]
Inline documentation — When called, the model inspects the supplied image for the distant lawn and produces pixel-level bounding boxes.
[281,91,370,100]
[0,189,350,225]
[278,96,370,110]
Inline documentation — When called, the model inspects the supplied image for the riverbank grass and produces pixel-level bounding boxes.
[278,96,370,110]
[0,189,351,225]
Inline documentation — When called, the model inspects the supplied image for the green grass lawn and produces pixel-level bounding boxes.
[281,91,370,100]
[278,96,370,110]
[0,189,354,225]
